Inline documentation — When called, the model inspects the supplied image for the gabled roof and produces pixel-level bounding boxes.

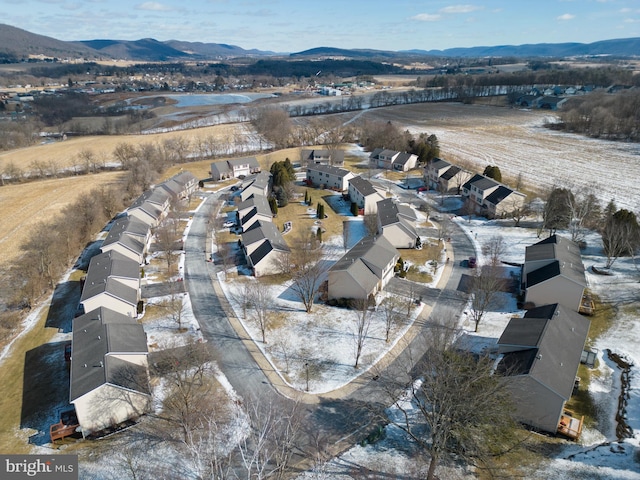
[242,220,289,252]
[525,235,586,287]
[349,176,379,197]
[377,198,417,229]
[160,171,197,197]
[471,176,499,191]
[379,149,398,158]
[331,235,397,275]
[369,148,384,159]
[498,303,590,401]
[88,250,140,281]
[130,187,170,209]
[80,276,138,306]
[70,309,148,401]
[430,158,451,171]
[393,152,416,166]
[127,200,163,222]
[485,185,514,206]
[440,165,462,181]
[307,163,353,178]
[237,195,273,225]
[107,216,149,240]
[462,173,485,190]
[241,171,271,191]
[228,156,259,168]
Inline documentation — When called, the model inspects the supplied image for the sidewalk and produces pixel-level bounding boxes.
[205,228,456,404]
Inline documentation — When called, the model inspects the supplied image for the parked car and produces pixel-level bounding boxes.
[468,256,477,268]
[223,221,235,228]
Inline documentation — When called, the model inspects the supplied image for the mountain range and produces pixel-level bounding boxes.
[1,23,639,62]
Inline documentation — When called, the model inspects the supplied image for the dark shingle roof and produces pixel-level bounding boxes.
[485,185,514,206]
[498,303,590,400]
[471,176,499,191]
[349,176,379,196]
[88,250,140,281]
[462,173,485,190]
[430,158,451,171]
[525,235,586,287]
[307,164,352,178]
[440,165,461,180]
[70,311,148,401]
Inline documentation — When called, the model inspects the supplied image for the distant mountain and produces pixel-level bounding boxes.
[1,23,639,63]
[75,38,192,61]
[0,23,100,61]
[404,37,640,58]
[164,40,273,58]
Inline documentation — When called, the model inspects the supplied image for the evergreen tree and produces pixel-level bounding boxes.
[483,165,502,182]
[268,197,278,215]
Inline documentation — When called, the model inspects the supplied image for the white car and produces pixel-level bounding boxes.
[223,221,235,228]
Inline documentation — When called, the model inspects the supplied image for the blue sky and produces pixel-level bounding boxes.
[2,0,639,52]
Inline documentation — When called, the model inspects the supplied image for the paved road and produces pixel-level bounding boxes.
[183,187,477,467]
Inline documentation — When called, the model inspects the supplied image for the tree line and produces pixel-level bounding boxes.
[557,89,640,141]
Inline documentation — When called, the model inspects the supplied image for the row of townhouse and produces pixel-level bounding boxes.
[495,235,591,440]
[69,171,198,438]
[369,148,419,172]
[425,158,526,218]
[301,148,345,166]
[230,171,291,278]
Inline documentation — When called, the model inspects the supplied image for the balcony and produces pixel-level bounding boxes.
[557,409,584,440]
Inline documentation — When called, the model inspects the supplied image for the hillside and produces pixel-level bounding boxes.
[1,23,639,63]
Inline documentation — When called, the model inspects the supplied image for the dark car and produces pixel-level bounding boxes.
[468,256,477,268]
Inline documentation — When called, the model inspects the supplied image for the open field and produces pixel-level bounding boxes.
[0,122,250,173]
[358,102,640,213]
[0,171,125,271]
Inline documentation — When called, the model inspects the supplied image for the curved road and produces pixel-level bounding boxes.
[183,187,476,465]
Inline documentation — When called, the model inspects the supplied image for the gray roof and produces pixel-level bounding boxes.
[349,176,379,197]
[127,200,163,222]
[229,156,259,168]
[88,250,140,282]
[331,235,397,276]
[242,220,289,252]
[430,158,451,171]
[471,176,499,191]
[80,276,138,306]
[379,149,397,158]
[107,216,149,240]
[525,235,586,287]
[307,164,353,178]
[210,160,231,176]
[70,309,148,401]
[241,171,271,191]
[393,152,415,166]
[237,194,273,225]
[377,198,417,228]
[130,187,170,209]
[498,303,590,401]
[101,231,145,256]
[462,173,485,191]
[369,148,384,159]
[160,172,197,197]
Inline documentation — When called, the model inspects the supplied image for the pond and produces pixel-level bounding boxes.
[165,92,275,107]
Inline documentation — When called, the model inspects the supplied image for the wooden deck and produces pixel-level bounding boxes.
[579,292,595,315]
[558,410,584,440]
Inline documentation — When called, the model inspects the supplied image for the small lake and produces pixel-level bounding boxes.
[166,92,275,107]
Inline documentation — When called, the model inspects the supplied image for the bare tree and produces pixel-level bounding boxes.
[288,232,329,313]
[247,280,275,343]
[155,218,182,276]
[566,189,601,243]
[481,235,506,267]
[380,295,402,343]
[379,325,519,480]
[237,395,306,480]
[351,298,372,369]
[468,265,504,332]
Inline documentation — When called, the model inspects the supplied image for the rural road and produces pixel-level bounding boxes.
[183,186,475,463]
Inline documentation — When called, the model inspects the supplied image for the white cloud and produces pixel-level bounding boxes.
[557,13,575,21]
[439,4,482,14]
[411,13,442,22]
[136,2,172,11]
